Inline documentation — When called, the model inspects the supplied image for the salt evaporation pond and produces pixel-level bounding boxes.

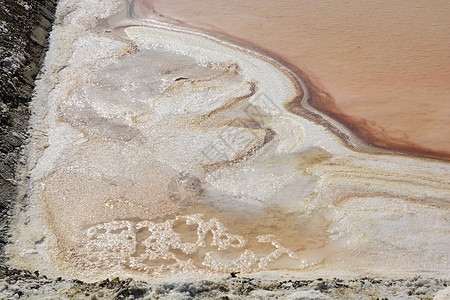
[6,0,450,281]
[148,0,450,160]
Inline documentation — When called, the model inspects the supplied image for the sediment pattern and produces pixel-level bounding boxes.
[4,0,450,288]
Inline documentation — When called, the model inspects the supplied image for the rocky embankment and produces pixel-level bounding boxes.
[0,1,449,299]
[0,0,57,259]
[0,269,448,299]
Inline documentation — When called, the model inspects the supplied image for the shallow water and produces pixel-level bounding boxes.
[148,0,450,160]
[6,0,450,281]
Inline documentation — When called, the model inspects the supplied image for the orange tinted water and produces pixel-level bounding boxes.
[148,0,450,160]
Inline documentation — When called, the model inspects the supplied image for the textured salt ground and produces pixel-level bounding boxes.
[10,1,448,280]
[0,0,449,299]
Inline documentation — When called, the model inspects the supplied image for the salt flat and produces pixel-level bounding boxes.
[6,0,450,282]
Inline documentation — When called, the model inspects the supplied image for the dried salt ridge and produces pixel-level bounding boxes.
[5,0,450,284]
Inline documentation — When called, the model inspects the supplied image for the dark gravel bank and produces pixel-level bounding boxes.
[0,266,448,299]
[0,0,57,260]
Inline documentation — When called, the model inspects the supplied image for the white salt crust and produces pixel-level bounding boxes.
[5,0,450,282]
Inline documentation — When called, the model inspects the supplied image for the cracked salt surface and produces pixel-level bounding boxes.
[5,0,450,282]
